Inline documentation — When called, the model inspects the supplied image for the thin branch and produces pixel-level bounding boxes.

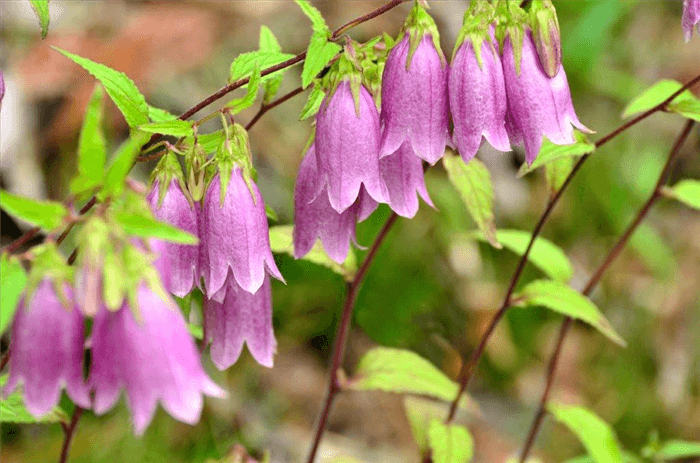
[58,407,83,463]
[306,212,400,463]
[445,73,700,423]
[518,119,696,463]
[245,86,305,131]
[0,349,10,371]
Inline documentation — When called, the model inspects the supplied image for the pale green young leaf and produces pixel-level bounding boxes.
[545,155,575,195]
[514,280,626,346]
[466,229,573,282]
[518,131,594,177]
[268,225,357,281]
[259,25,281,52]
[99,132,150,200]
[662,179,700,210]
[0,190,68,231]
[300,85,326,120]
[29,0,50,39]
[148,106,178,122]
[113,211,198,244]
[229,50,295,84]
[0,375,69,424]
[668,97,700,122]
[227,64,262,114]
[139,120,194,137]
[548,403,623,463]
[302,31,342,89]
[428,420,474,463]
[0,254,27,335]
[295,0,329,33]
[345,347,477,411]
[657,440,700,460]
[621,80,695,119]
[443,153,500,248]
[70,85,107,195]
[184,130,226,154]
[404,397,455,453]
[53,47,149,128]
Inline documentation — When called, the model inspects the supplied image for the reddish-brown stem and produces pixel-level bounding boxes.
[518,119,695,463]
[245,86,305,131]
[0,349,10,371]
[306,212,399,463]
[445,74,700,424]
[58,407,83,463]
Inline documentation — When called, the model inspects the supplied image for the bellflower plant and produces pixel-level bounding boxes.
[449,3,510,163]
[89,241,225,435]
[204,274,275,369]
[379,2,450,165]
[684,0,700,42]
[379,141,433,218]
[501,14,591,165]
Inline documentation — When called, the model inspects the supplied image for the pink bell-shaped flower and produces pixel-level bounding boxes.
[684,0,700,42]
[379,141,433,218]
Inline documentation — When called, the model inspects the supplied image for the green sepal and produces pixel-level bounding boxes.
[149,151,191,209]
[185,142,211,203]
[24,242,74,309]
[494,0,528,75]
[452,1,496,67]
[529,0,561,78]
[213,122,256,207]
[400,0,445,69]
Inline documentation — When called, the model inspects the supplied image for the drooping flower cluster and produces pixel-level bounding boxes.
[684,0,700,42]
[294,0,588,262]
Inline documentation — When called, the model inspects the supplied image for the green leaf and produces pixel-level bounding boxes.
[668,97,700,122]
[99,132,151,200]
[188,323,203,340]
[113,211,198,245]
[466,229,573,282]
[229,51,295,84]
[545,155,575,195]
[0,190,68,231]
[518,131,594,177]
[227,64,262,114]
[657,440,700,460]
[259,25,281,52]
[443,153,500,249]
[299,85,326,120]
[53,47,149,128]
[268,225,357,281]
[0,254,27,335]
[662,179,700,210]
[148,105,178,122]
[346,347,476,410]
[139,120,194,137]
[295,0,329,33]
[564,451,642,463]
[29,1,50,39]
[621,80,696,119]
[548,403,623,463]
[71,85,106,195]
[514,280,626,346]
[302,31,341,89]
[428,420,474,463]
[0,375,69,424]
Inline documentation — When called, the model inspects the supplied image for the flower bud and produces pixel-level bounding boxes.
[529,1,561,78]
[683,0,700,42]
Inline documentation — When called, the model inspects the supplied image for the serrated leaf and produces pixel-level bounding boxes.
[548,403,623,463]
[656,440,700,460]
[428,420,474,463]
[139,120,194,137]
[29,1,50,39]
[345,347,476,411]
[259,25,281,52]
[302,32,341,89]
[229,51,295,84]
[545,155,575,195]
[53,47,149,128]
[71,85,106,195]
[514,280,626,346]
[668,97,700,122]
[113,211,198,244]
[148,105,178,122]
[0,190,68,231]
[466,229,573,282]
[295,0,329,33]
[622,80,697,119]
[662,179,700,210]
[99,132,150,200]
[268,225,356,281]
[0,375,69,424]
[443,153,500,248]
[518,131,594,177]
[0,255,27,335]
[299,85,326,120]
[227,64,262,114]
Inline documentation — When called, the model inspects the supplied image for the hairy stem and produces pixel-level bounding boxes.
[306,213,399,463]
[446,73,700,423]
[518,119,695,463]
[58,407,83,463]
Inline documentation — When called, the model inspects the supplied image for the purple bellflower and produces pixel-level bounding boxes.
[684,0,700,42]
[449,32,510,163]
[147,178,199,298]
[380,32,450,164]
[315,79,388,213]
[379,141,433,218]
[204,274,275,369]
[502,29,591,165]
[201,168,283,299]
[4,280,90,418]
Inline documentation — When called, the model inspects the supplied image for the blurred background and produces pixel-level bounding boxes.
[1,1,699,462]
